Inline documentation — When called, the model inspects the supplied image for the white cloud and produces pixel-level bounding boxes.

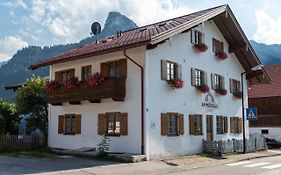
[0,0,27,9]
[0,36,28,61]
[253,9,281,44]
[19,0,194,45]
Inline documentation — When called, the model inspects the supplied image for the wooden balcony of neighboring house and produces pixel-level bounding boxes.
[47,77,126,105]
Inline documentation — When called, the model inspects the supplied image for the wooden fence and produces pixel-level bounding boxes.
[0,135,46,152]
[203,137,267,156]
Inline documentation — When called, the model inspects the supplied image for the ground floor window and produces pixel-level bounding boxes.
[161,113,184,136]
[58,114,81,135]
[98,112,128,136]
[230,117,242,134]
[189,114,203,135]
[216,115,228,134]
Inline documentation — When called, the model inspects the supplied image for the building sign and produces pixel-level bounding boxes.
[202,92,218,111]
[246,107,257,120]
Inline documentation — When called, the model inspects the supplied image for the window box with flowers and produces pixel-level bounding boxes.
[194,43,208,52]
[45,80,60,92]
[64,76,79,89]
[168,80,184,89]
[233,91,242,99]
[215,88,227,96]
[215,51,228,60]
[196,85,210,93]
[86,72,104,87]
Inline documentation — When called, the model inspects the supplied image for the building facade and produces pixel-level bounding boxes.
[30,5,269,159]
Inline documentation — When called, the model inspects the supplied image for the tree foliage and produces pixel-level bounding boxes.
[0,98,18,134]
[16,76,48,136]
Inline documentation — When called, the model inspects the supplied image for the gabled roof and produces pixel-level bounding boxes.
[29,4,270,84]
[249,64,281,98]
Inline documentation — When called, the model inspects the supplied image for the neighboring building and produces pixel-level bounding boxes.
[30,5,269,159]
[249,64,281,142]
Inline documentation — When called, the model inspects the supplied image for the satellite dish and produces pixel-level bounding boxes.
[91,22,101,35]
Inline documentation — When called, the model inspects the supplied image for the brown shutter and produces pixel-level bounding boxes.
[55,72,60,82]
[239,118,243,133]
[229,79,234,93]
[161,113,168,136]
[69,69,75,78]
[98,113,106,135]
[224,117,228,133]
[189,115,195,135]
[58,115,64,134]
[119,59,127,78]
[161,60,168,80]
[178,114,184,135]
[238,80,241,92]
[100,63,109,77]
[203,71,208,86]
[75,114,81,134]
[175,63,182,80]
[211,73,215,90]
[191,68,196,86]
[120,113,128,135]
[220,42,224,52]
[230,117,234,133]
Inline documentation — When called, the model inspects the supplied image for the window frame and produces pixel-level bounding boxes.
[105,112,121,136]
[212,38,224,53]
[166,61,176,81]
[191,29,204,45]
[194,69,205,86]
[212,73,225,90]
[230,117,241,134]
[64,114,76,135]
[167,113,179,136]
[81,65,92,81]
[230,79,241,93]
[190,114,203,135]
[216,115,224,134]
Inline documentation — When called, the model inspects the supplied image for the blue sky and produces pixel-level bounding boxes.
[0,0,281,61]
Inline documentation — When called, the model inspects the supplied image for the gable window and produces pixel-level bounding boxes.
[230,79,241,93]
[189,114,203,135]
[100,59,127,78]
[212,38,224,53]
[161,60,182,81]
[211,74,225,90]
[58,114,81,135]
[55,69,75,84]
[191,29,204,45]
[98,112,128,136]
[81,65,92,81]
[230,117,242,134]
[161,113,184,136]
[217,115,228,134]
[191,68,207,87]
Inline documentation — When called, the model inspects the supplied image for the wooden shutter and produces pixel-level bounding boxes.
[223,117,228,133]
[229,79,234,93]
[55,72,60,82]
[75,114,81,134]
[189,115,195,135]
[190,29,195,44]
[230,117,235,133]
[69,69,75,78]
[161,113,168,136]
[220,42,224,52]
[100,63,109,77]
[239,118,243,133]
[211,73,215,90]
[58,115,64,134]
[178,114,184,135]
[119,59,127,78]
[161,60,168,80]
[98,113,106,135]
[175,63,182,80]
[191,68,196,86]
[203,71,208,86]
[120,113,128,135]
[221,76,225,89]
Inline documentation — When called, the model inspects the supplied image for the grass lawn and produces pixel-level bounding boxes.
[0,150,55,159]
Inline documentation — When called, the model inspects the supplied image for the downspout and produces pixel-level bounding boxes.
[123,49,145,155]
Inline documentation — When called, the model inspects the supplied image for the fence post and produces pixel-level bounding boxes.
[218,140,223,157]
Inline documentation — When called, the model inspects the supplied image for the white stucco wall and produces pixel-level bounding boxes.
[48,46,146,154]
[145,21,249,159]
[250,127,281,142]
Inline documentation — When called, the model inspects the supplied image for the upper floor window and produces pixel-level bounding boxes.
[189,114,203,135]
[98,112,128,136]
[211,73,225,90]
[101,59,127,78]
[191,29,204,45]
[161,60,182,81]
[81,65,92,81]
[212,38,224,53]
[58,114,81,135]
[191,68,207,87]
[55,69,75,84]
[161,113,184,136]
[230,79,241,93]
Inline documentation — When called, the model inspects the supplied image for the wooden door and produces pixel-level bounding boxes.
[206,115,213,141]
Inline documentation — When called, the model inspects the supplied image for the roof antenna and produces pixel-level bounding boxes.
[90,22,101,43]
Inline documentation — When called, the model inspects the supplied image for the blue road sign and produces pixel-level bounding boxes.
[246,107,257,120]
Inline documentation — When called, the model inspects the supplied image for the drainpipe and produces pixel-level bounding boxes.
[123,49,144,155]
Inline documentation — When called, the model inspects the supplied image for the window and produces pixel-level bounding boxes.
[212,38,224,53]
[55,69,75,84]
[191,68,207,87]
[100,59,127,78]
[230,79,241,93]
[189,114,203,135]
[161,60,182,81]
[261,129,269,135]
[161,113,184,136]
[81,65,92,81]
[217,116,228,134]
[58,114,81,135]
[98,112,128,136]
[211,74,225,90]
[191,29,204,45]
[230,117,242,134]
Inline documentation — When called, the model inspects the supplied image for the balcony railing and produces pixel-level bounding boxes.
[47,77,126,105]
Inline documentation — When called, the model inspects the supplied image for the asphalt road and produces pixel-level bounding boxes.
[168,155,281,175]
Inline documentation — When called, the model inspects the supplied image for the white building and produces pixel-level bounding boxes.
[30,5,269,159]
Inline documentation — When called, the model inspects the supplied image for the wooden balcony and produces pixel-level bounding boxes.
[47,77,126,105]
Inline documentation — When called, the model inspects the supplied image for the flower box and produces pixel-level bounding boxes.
[44,80,60,92]
[86,72,104,87]
[215,51,228,60]
[194,43,208,52]
[215,88,227,96]
[196,85,209,93]
[169,80,184,89]
[64,76,79,89]
[233,92,242,99]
